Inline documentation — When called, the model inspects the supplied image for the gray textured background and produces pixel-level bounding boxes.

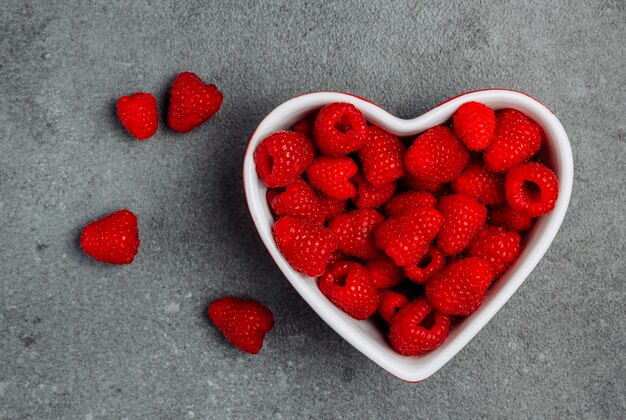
[1,1,625,419]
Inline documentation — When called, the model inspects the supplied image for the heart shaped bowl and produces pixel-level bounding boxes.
[243,90,573,381]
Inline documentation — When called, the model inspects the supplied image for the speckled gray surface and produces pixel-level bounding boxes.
[1,1,625,418]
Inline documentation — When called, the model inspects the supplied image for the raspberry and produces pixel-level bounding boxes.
[272,216,338,277]
[388,298,451,356]
[327,250,349,265]
[254,131,315,188]
[312,102,368,156]
[425,258,495,315]
[375,207,443,266]
[385,191,436,217]
[436,193,487,255]
[317,193,348,222]
[352,173,396,209]
[505,162,559,217]
[483,109,542,173]
[208,297,274,354]
[306,156,358,200]
[489,204,533,231]
[358,126,406,187]
[293,112,317,136]
[318,261,380,320]
[452,101,496,151]
[116,92,158,140]
[328,209,384,259]
[378,290,409,323]
[452,162,505,205]
[402,174,443,193]
[80,209,140,265]
[365,256,403,289]
[404,126,469,184]
[403,245,445,285]
[268,179,324,224]
[469,225,521,276]
[167,72,223,133]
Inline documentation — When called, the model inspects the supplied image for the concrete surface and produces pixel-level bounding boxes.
[1,0,625,418]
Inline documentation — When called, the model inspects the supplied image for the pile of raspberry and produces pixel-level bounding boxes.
[254,101,559,356]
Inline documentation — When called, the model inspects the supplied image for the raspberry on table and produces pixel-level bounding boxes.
[306,156,359,200]
[378,290,409,323]
[254,131,315,188]
[358,125,406,187]
[452,101,496,151]
[167,72,223,133]
[80,209,140,265]
[505,162,559,217]
[312,102,368,156]
[328,209,384,260]
[452,162,505,205]
[116,92,158,140]
[403,245,446,285]
[436,193,487,255]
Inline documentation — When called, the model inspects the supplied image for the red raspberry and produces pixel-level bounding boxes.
[268,179,323,224]
[385,191,436,217]
[293,112,317,136]
[484,109,542,173]
[378,290,409,323]
[365,256,403,289]
[388,298,451,356]
[318,261,380,320]
[404,126,469,184]
[425,258,495,315]
[208,297,274,354]
[375,207,443,266]
[272,216,338,277]
[352,173,396,209]
[403,245,445,285]
[327,250,349,265]
[328,209,384,259]
[116,92,158,140]
[505,162,559,217]
[254,131,315,188]
[306,156,358,200]
[436,193,487,255]
[452,162,505,205]
[80,209,140,265]
[312,102,368,156]
[489,204,533,231]
[358,126,406,187]
[402,174,443,193]
[167,72,223,133]
[452,101,496,151]
[317,193,348,222]
[469,225,521,276]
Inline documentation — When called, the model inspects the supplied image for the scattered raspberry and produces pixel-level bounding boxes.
[272,216,338,277]
[388,298,450,356]
[268,179,323,224]
[116,92,158,140]
[452,162,505,205]
[425,258,495,315]
[378,290,409,323]
[402,174,444,193]
[436,193,487,255]
[365,256,403,289]
[208,297,274,355]
[312,102,368,156]
[318,261,380,320]
[352,173,396,209]
[358,126,405,187]
[317,193,348,222]
[254,131,315,188]
[489,204,533,231]
[505,162,559,217]
[80,209,140,265]
[403,245,445,285]
[328,209,384,259]
[385,191,436,217]
[452,101,496,151]
[306,156,358,200]
[167,72,223,133]
[469,225,521,276]
[483,109,542,172]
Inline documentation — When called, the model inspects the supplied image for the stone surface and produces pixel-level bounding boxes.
[1,1,625,418]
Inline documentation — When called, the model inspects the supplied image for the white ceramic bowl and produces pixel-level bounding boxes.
[243,90,573,382]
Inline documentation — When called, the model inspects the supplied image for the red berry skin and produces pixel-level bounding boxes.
[436,193,487,256]
[317,193,348,222]
[402,174,444,193]
[375,207,443,267]
[403,245,446,285]
[452,101,496,151]
[483,109,542,173]
[385,191,437,217]
[306,156,359,200]
[167,72,223,133]
[254,131,315,188]
[352,173,396,209]
[452,162,505,205]
[404,126,469,184]
[293,112,317,136]
[312,102,368,156]
[328,209,384,259]
[388,298,451,356]
[425,258,495,316]
[268,179,324,224]
[469,225,521,277]
[505,162,559,217]
[80,209,140,265]
[272,216,338,277]
[378,290,409,323]
[208,297,274,355]
[116,93,158,140]
[489,203,533,231]
[358,126,406,187]
[365,256,403,289]
[318,261,380,320]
